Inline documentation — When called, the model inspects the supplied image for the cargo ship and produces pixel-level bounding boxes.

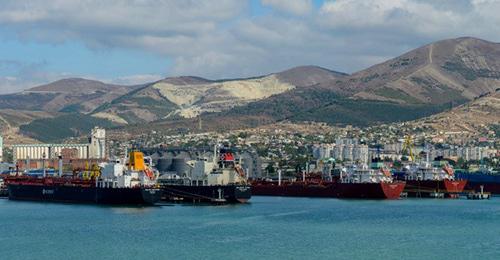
[252,159,405,200]
[5,151,161,205]
[158,147,251,203]
[397,158,467,198]
[456,168,500,196]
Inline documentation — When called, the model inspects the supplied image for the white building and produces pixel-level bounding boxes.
[12,127,106,161]
[353,144,369,163]
[312,144,334,159]
[332,143,369,163]
[88,127,106,159]
[335,138,359,146]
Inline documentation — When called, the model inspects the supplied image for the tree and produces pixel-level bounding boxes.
[265,163,275,175]
[456,157,467,169]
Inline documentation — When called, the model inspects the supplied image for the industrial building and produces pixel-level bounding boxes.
[12,127,106,162]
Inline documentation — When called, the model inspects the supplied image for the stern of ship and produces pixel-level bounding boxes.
[444,179,467,193]
[233,185,252,203]
[141,188,162,205]
[380,181,406,199]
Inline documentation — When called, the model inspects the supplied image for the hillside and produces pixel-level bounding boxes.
[192,37,500,129]
[0,109,55,144]
[409,90,500,136]
[0,78,135,142]
[19,113,118,143]
[325,37,500,105]
[0,78,137,113]
[3,37,500,142]
[92,66,346,124]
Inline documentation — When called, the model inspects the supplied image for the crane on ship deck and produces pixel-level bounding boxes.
[402,136,415,162]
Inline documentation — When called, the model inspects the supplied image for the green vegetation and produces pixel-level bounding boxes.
[0,93,58,110]
[20,113,117,142]
[389,57,416,68]
[213,87,459,128]
[491,124,500,137]
[374,87,422,103]
[410,77,468,104]
[292,99,452,127]
[92,85,149,113]
[2,147,13,163]
[92,86,178,123]
[59,103,85,113]
[115,111,145,124]
[442,61,500,81]
[128,96,177,117]
[360,73,379,83]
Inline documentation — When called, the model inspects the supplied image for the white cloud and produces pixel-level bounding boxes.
[318,0,500,39]
[262,0,313,15]
[111,74,164,85]
[1,0,500,85]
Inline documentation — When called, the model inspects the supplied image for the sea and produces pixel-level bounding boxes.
[0,196,499,260]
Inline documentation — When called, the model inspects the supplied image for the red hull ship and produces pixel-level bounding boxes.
[252,161,406,200]
[404,179,467,198]
[252,181,405,200]
[402,159,467,198]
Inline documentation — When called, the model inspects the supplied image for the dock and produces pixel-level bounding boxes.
[467,186,491,200]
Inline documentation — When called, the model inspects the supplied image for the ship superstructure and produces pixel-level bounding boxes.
[5,150,161,205]
[158,146,251,203]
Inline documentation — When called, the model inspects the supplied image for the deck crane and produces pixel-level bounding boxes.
[402,136,415,161]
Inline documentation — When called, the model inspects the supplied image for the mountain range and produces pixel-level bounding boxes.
[1,37,499,143]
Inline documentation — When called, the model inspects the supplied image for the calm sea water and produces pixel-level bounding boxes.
[0,196,499,260]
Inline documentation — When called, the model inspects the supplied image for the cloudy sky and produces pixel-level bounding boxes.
[1,0,500,93]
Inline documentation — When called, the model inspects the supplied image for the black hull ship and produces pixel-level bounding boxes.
[158,147,251,204]
[161,184,251,203]
[5,151,161,205]
[7,178,160,205]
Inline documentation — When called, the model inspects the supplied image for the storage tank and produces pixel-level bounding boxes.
[155,158,172,173]
[169,158,189,176]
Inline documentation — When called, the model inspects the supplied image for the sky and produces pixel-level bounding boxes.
[1,0,500,93]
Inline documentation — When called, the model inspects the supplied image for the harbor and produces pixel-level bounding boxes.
[0,131,497,203]
[0,196,498,260]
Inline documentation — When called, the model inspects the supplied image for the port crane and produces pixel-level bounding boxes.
[402,136,415,161]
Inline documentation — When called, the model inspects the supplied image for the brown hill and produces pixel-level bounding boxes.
[274,65,348,88]
[409,90,500,136]
[6,37,500,141]
[323,37,500,104]
[0,78,138,113]
[92,66,346,124]
[134,37,500,133]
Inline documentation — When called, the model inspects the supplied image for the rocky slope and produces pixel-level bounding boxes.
[409,90,500,135]
[326,37,500,105]
[184,37,500,130]
[92,66,346,124]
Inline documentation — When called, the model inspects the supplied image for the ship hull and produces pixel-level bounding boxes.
[403,179,467,198]
[161,185,251,203]
[335,182,406,199]
[251,182,405,200]
[8,184,161,205]
[455,172,500,195]
[465,182,500,195]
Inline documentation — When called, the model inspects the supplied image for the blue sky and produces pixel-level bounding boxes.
[0,0,499,93]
